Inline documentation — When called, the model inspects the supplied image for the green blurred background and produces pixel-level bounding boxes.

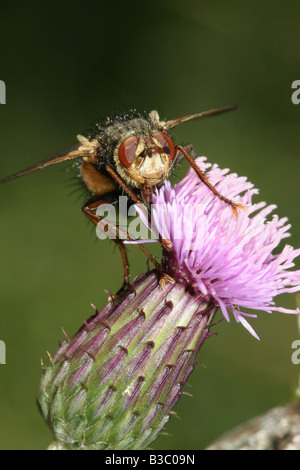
[0,0,299,450]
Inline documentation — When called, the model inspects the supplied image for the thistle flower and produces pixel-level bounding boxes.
[38,157,300,450]
[151,157,300,339]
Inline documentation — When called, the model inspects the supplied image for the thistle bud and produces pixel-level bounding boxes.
[38,271,216,450]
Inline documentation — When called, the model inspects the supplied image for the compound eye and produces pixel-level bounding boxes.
[118,135,139,168]
[152,132,176,160]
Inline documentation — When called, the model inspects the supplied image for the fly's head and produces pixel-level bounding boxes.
[93,110,177,191]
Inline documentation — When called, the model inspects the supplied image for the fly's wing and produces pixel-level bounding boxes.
[0,143,83,184]
[161,105,236,131]
[173,143,196,167]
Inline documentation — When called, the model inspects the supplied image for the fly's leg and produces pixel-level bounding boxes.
[83,199,167,297]
[176,145,244,217]
[104,167,174,285]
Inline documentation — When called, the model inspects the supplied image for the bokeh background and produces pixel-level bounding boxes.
[0,0,299,450]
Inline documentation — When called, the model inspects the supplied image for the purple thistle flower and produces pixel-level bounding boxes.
[38,156,300,450]
[149,157,300,339]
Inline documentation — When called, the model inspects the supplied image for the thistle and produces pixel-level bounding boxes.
[38,157,300,450]
[150,157,300,338]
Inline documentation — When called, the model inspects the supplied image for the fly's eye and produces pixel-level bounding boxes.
[152,132,176,160]
[118,135,139,168]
